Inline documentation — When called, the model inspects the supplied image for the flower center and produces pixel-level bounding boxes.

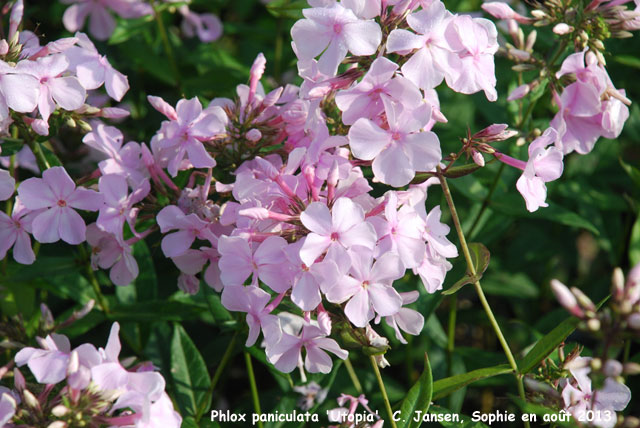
[333,23,343,34]
[57,199,67,207]
[330,232,339,241]
[391,131,402,141]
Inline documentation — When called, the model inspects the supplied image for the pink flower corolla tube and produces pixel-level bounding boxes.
[348,97,441,187]
[61,0,153,41]
[299,196,377,266]
[15,53,86,123]
[148,96,226,177]
[562,357,631,428]
[291,2,382,76]
[65,32,130,101]
[17,166,104,245]
[266,324,348,374]
[550,51,630,155]
[335,57,422,125]
[0,198,39,265]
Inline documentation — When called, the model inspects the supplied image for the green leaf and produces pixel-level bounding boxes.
[481,272,540,299]
[399,353,433,428]
[108,300,207,322]
[614,55,640,70]
[518,316,579,374]
[620,158,640,188]
[266,0,307,19]
[528,78,548,103]
[0,139,24,156]
[108,15,153,45]
[490,195,600,235]
[170,324,211,418]
[432,364,512,399]
[132,240,158,301]
[39,144,63,167]
[443,243,489,295]
[519,296,608,374]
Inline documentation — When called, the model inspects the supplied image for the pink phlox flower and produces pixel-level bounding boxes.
[178,5,223,42]
[0,197,40,265]
[442,15,499,101]
[83,124,150,187]
[514,128,564,212]
[172,246,223,291]
[291,3,382,76]
[386,0,455,90]
[15,333,100,387]
[156,205,217,257]
[217,235,292,291]
[18,166,104,244]
[62,0,153,41]
[413,246,453,293]
[15,54,86,123]
[0,60,40,116]
[424,205,458,258]
[381,291,425,344]
[0,168,15,201]
[299,197,377,266]
[348,97,441,187]
[86,223,139,286]
[91,323,166,423]
[0,388,16,427]
[551,51,629,154]
[126,392,182,428]
[284,239,335,311]
[325,247,405,327]
[97,174,150,238]
[65,32,130,101]
[221,285,283,346]
[335,57,422,125]
[369,191,427,269]
[148,96,226,177]
[562,357,631,428]
[266,323,348,374]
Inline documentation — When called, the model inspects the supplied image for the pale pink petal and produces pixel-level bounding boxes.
[368,283,402,316]
[343,20,381,56]
[58,207,87,244]
[88,7,116,41]
[299,233,331,266]
[300,202,333,235]
[104,67,129,101]
[13,230,35,265]
[161,230,195,258]
[344,289,373,327]
[348,118,390,160]
[32,208,62,243]
[67,187,104,211]
[372,145,414,187]
[49,77,86,111]
[62,3,91,32]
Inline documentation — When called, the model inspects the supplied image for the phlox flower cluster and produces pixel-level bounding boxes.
[0,322,180,427]
[61,0,222,43]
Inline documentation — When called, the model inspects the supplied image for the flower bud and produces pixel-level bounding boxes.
[52,405,69,417]
[0,40,8,56]
[612,267,625,301]
[471,149,485,167]
[590,358,602,371]
[23,389,40,409]
[14,367,25,390]
[603,359,623,377]
[526,30,537,50]
[553,23,574,34]
[47,422,67,428]
[40,304,55,330]
[509,48,531,61]
[507,84,530,101]
[628,313,640,329]
[623,362,640,375]
[587,318,601,331]
[531,10,547,18]
[550,280,584,318]
[570,287,596,312]
[245,128,262,142]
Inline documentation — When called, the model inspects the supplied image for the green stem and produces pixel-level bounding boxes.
[196,333,238,422]
[153,5,182,91]
[437,169,530,428]
[26,139,50,172]
[343,357,363,394]
[369,355,398,428]
[245,351,264,428]
[446,295,457,377]
[467,162,505,238]
[79,245,109,314]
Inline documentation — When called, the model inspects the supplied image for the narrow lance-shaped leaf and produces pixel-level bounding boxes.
[443,243,490,295]
[398,353,433,428]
